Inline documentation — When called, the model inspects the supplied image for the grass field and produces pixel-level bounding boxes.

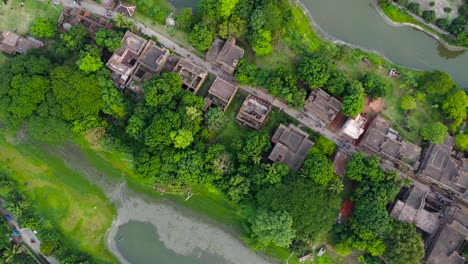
[0,133,117,263]
[0,0,62,34]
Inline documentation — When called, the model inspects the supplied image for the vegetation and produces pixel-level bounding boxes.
[30,18,57,39]
[420,122,449,144]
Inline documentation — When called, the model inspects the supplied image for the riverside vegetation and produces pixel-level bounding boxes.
[0,0,467,263]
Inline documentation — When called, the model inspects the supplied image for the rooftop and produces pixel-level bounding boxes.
[137,40,169,71]
[303,88,342,126]
[268,124,315,170]
[206,37,244,74]
[332,149,351,177]
[390,186,441,235]
[115,1,136,17]
[340,114,367,140]
[121,31,147,54]
[359,115,421,168]
[207,77,238,111]
[419,137,468,199]
[173,58,208,93]
[0,32,43,55]
[236,95,272,130]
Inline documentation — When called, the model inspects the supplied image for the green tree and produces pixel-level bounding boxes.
[420,122,448,144]
[298,55,330,89]
[219,0,240,18]
[7,75,50,120]
[189,24,214,51]
[113,14,137,31]
[407,2,420,15]
[341,93,364,117]
[325,70,347,96]
[249,209,295,248]
[436,18,450,30]
[301,153,334,186]
[455,134,468,151]
[50,66,103,121]
[384,221,424,264]
[174,8,193,30]
[335,242,352,256]
[361,73,388,98]
[419,70,454,95]
[258,163,289,185]
[460,5,468,17]
[309,136,336,156]
[76,53,103,74]
[448,16,467,35]
[61,25,89,52]
[257,178,341,241]
[204,107,228,133]
[27,116,70,143]
[30,18,56,39]
[442,90,468,128]
[143,73,182,107]
[232,132,270,163]
[94,29,123,52]
[234,59,258,85]
[2,245,22,263]
[400,95,416,112]
[170,129,194,149]
[249,8,266,31]
[250,30,273,56]
[422,10,436,23]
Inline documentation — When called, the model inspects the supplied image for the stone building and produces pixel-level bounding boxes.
[359,115,421,169]
[173,58,208,94]
[303,88,342,127]
[58,8,112,36]
[236,95,272,130]
[205,77,238,111]
[268,124,314,170]
[0,32,43,55]
[206,37,244,74]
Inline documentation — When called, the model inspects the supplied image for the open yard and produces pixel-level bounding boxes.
[0,133,117,263]
[0,0,62,34]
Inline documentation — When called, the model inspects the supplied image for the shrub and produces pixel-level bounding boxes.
[407,2,420,15]
[422,10,436,23]
[436,18,450,30]
[443,7,452,13]
[429,2,435,7]
[460,5,468,17]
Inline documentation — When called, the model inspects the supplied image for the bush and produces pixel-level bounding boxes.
[448,16,467,35]
[429,1,435,7]
[407,2,420,15]
[460,5,468,17]
[30,18,57,39]
[436,18,450,30]
[443,7,452,13]
[422,10,436,23]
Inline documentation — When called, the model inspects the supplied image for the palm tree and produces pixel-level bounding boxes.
[329,178,344,194]
[113,14,126,28]
[2,244,22,263]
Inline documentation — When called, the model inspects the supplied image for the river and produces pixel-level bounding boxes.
[170,0,468,88]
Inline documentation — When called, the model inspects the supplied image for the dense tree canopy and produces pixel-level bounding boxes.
[361,73,388,99]
[297,55,330,89]
[384,221,424,264]
[189,24,214,51]
[442,90,468,130]
[30,18,57,39]
[301,153,334,186]
[400,95,416,112]
[257,178,341,241]
[420,122,449,144]
[143,73,183,107]
[419,70,455,95]
[249,208,295,248]
[455,134,468,152]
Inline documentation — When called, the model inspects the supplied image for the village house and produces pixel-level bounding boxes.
[390,186,444,236]
[332,149,351,177]
[206,37,244,74]
[106,31,147,88]
[173,58,208,94]
[58,8,112,36]
[0,32,43,55]
[101,0,116,9]
[127,40,170,92]
[359,115,421,170]
[418,136,468,201]
[268,124,314,170]
[205,77,238,112]
[236,94,272,130]
[115,1,136,17]
[340,114,367,140]
[424,207,468,264]
[303,88,342,127]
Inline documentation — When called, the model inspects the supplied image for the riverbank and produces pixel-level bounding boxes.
[373,0,466,52]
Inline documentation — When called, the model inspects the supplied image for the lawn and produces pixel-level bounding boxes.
[0,133,116,264]
[0,0,62,34]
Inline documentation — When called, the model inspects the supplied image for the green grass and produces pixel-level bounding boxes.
[379,2,419,24]
[0,0,62,34]
[0,134,116,264]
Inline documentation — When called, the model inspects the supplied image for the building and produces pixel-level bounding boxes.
[58,8,112,36]
[205,77,238,111]
[0,32,43,55]
[425,207,468,264]
[128,40,170,91]
[418,137,468,201]
[390,186,443,235]
[236,95,272,130]
[332,149,350,177]
[268,124,315,170]
[303,88,342,127]
[340,114,367,140]
[359,115,421,169]
[101,0,116,9]
[106,31,147,88]
[115,1,136,17]
[173,58,208,94]
[206,37,244,74]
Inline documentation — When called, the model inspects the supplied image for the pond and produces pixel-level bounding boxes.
[107,194,276,264]
[171,0,468,87]
[300,0,468,87]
